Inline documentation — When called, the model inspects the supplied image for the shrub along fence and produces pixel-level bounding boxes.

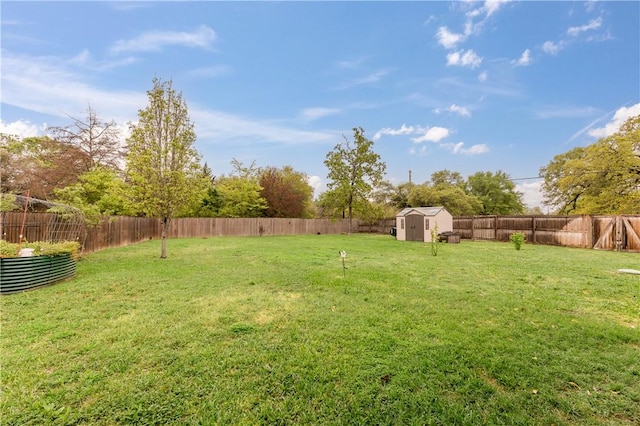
[453,215,640,252]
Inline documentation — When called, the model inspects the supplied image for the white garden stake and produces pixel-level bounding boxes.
[340,250,347,278]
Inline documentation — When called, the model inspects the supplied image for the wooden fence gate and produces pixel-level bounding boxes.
[592,215,640,251]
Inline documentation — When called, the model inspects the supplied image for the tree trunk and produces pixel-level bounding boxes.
[348,205,353,235]
[160,217,168,259]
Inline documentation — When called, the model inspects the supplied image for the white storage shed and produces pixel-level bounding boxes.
[395,206,453,242]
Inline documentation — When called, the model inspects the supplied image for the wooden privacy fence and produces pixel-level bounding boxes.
[1,213,355,254]
[358,218,396,234]
[453,215,640,252]
[4,212,639,253]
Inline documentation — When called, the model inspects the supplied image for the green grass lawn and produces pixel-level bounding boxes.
[1,235,639,425]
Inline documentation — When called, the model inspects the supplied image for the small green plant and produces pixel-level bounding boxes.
[510,232,526,250]
[430,223,439,256]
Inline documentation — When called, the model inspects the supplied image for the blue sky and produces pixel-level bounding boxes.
[2,1,639,209]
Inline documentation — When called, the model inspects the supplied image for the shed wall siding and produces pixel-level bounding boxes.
[395,207,453,242]
[396,217,407,241]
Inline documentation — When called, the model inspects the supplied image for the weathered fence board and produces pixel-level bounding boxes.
[1,213,355,254]
[453,215,640,251]
[3,212,639,254]
[357,218,396,234]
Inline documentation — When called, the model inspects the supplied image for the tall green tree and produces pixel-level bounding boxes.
[323,127,386,234]
[467,171,524,215]
[125,77,206,258]
[540,114,640,214]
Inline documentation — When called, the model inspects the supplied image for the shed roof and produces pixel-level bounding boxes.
[396,206,448,217]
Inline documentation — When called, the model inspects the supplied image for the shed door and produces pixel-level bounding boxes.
[406,214,424,241]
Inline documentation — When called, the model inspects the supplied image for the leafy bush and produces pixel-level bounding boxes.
[0,240,81,259]
[510,232,526,250]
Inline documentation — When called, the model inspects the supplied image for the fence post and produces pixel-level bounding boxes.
[493,215,497,241]
[532,216,536,244]
[584,215,592,249]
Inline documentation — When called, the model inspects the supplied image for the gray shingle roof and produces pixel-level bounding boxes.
[396,206,447,217]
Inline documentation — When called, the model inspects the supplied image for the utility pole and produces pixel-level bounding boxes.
[408,170,412,185]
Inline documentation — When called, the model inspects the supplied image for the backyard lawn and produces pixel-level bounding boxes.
[1,235,638,425]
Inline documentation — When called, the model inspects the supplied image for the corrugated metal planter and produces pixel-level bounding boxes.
[0,254,76,295]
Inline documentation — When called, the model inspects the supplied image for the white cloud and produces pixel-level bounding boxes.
[110,25,216,54]
[465,0,510,19]
[542,40,563,55]
[516,180,545,209]
[374,124,452,144]
[307,175,325,199]
[535,105,599,119]
[463,143,489,154]
[1,51,336,149]
[373,124,418,140]
[0,119,46,138]
[567,17,602,37]
[408,145,429,157]
[541,16,607,59]
[336,56,368,69]
[483,0,511,17]
[446,49,483,68]
[443,141,489,155]
[190,108,336,146]
[301,107,342,121]
[412,126,450,143]
[70,49,91,65]
[478,71,488,82]
[423,15,436,26]
[353,69,391,84]
[512,49,532,66]
[1,52,147,124]
[584,0,599,13]
[436,1,509,53]
[436,26,467,49]
[588,103,640,138]
[64,48,138,71]
[435,104,471,117]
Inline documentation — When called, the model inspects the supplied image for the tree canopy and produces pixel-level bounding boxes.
[540,114,640,214]
[53,168,133,225]
[259,166,314,218]
[467,171,525,215]
[125,77,207,258]
[0,134,88,200]
[323,127,386,234]
[408,183,482,216]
